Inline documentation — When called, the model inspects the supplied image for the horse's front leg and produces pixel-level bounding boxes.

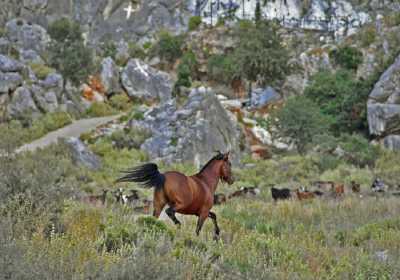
[208,211,220,240]
[195,211,208,236]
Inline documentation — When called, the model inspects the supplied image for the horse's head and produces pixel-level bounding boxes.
[219,152,234,185]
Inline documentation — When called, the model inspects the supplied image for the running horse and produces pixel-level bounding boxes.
[116,151,234,239]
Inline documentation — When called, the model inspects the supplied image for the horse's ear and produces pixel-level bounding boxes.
[223,151,230,161]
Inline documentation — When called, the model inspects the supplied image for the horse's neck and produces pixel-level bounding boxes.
[197,161,220,193]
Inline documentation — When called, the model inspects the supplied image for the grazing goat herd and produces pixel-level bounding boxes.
[81,188,152,213]
[81,178,399,213]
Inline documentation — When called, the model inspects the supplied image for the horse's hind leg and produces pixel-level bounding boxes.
[166,207,181,226]
[153,189,167,218]
[208,211,220,240]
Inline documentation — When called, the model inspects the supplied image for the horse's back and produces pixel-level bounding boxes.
[162,171,210,214]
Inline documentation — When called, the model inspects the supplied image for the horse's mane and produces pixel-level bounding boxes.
[199,152,224,173]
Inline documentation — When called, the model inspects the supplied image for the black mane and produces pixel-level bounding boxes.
[199,152,225,173]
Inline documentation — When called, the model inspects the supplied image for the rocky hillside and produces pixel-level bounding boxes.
[1,0,400,164]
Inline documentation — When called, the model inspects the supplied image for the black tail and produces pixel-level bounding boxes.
[116,163,165,189]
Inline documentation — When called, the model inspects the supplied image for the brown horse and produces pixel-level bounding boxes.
[116,152,234,238]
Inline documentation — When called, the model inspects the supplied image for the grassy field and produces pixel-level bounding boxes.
[1,129,400,279]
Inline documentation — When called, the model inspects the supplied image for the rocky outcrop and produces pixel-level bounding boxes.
[5,19,50,54]
[7,86,41,119]
[130,87,245,167]
[1,0,191,45]
[190,0,370,37]
[100,57,121,96]
[121,59,172,103]
[367,55,400,150]
[63,137,102,170]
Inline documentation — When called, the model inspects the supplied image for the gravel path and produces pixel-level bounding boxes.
[16,114,122,153]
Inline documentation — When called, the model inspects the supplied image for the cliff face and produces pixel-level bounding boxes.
[1,0,396,45]
[189,0,376,38]
[0,0,192,45]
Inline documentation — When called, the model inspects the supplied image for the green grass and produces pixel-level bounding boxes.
[0,111,73,147]
[2,128,400,279]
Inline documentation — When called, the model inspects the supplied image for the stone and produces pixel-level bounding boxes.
[63,137,102,170]
[130,89,244,167]
[367,104,400,136]
[0,54,24,72]
[30,84,59,113]
[220,99,242,110]
[7,86,41,119]
[19,49,44,64]
[121,59,172,103]
[0,71,23,93]
[367,54,400,140]
[100,57,121,96]
[250,86,280,108]
[5,18,50,54]
[382,135,400,151]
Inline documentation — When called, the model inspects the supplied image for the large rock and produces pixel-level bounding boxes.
[367,54,400,150]
[2,0,191,45]
[130,88,244,167]
[121,59,172,103]
[0,71,23,93]
[7,86,41,119]
[63,137,102,170]
[5,18,50,54]
[250,86,280,109]
[30,84,59,113]
[100,57,121,96]
[0,54,24,72]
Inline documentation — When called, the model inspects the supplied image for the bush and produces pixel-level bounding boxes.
[29,63,55,80]
[271,95,331,154]
[188,16,202,31]
[100,41,117,59]
[331,46,363,71]
[109,127,151,150]
[128,42,146,60]
[232,20,289,86]
[152,31,183,64]
[339,134,381,168]
[109,93,131,111]
[48,18,94,85]
[304,70,370,135]
[207,54,235,83]
[359,25,377,47]
[85,102,116,117]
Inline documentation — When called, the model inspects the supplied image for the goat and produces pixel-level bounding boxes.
[270,187,291,201]
[214,193,227,205]
[82,189,108,207]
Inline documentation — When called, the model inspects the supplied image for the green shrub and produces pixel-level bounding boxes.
[304,70,370,135]
[188,16,202,31]
[174,63,192,93]
[271,95,331,154]
[151,31,183,64]
[109,93,131,111]
[384,13,400,27]
[207,54,235,83]
[359,25,377,47]
[339,134,381,167]
[109,127,151,150]
[128,42,146,60]
[375,150,400,186]
[29,63,55,80]
[100,41,117,59]
[48,18,94,85]
[331,46,363,71]
[232,20,290,86]
[85,102,116,117]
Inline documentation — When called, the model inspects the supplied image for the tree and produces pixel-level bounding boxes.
[271,95,331,154]
[232,20,289,94]
[255,1,262,24]
[304,70,370,135]
[48,18,94,85]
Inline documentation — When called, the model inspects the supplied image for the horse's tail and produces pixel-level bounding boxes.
[116,163,165,189]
